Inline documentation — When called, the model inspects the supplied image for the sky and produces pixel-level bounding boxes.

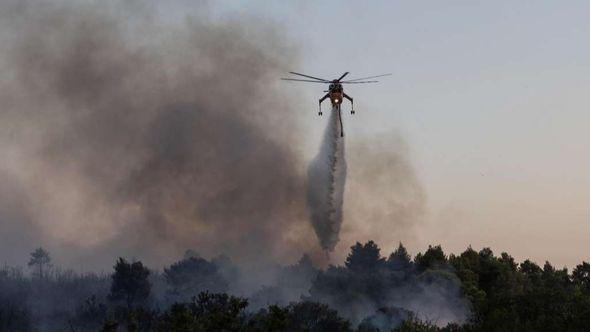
[192,1,590,268]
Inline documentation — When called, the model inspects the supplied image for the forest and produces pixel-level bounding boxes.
[1,241,590,331]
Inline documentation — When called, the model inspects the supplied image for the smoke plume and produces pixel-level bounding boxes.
[307,109,347,251]
[0,0,426,275]
[0,0,319,269]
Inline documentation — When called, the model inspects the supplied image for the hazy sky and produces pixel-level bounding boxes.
[189,1,590,268]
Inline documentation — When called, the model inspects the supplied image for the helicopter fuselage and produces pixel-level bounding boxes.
[328,82,344,108]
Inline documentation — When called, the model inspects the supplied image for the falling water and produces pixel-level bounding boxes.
[307,107,347,251]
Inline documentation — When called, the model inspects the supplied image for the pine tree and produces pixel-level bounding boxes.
[27,247,51,279]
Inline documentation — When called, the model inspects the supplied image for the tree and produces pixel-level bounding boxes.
[284,301,351,332]
[249,305,290,331]
[281,254,317,281]
[28,247,51,279]
[158,292,248,331]
[345,241,385,271]
[394,314,439,332]
[164,256,228,302]
[414,245,446,272]
[573,262,590,291]
[278,254,319,293]
[387,242,413,271]
[109,258,151,310]
[74,295,108,331]
[499,252,517,272]
[520,259,542,286]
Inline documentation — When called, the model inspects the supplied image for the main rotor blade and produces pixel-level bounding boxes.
[288,71,330,82]
[343,73,392,82]
[281,78,329,83]
[340,80,379,84]
[336,72,349,81]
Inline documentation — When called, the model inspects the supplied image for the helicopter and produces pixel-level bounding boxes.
[281,71,390,136]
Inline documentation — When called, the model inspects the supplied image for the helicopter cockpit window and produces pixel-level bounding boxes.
[329,84,334,89]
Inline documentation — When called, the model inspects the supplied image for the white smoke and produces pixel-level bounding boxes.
[307,108,347,251]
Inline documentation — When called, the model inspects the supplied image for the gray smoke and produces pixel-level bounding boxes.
[307,109,347,251]
[0,0,427,276]
[0,0,319,270]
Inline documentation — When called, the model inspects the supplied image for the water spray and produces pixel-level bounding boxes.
[307,107,347,252]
